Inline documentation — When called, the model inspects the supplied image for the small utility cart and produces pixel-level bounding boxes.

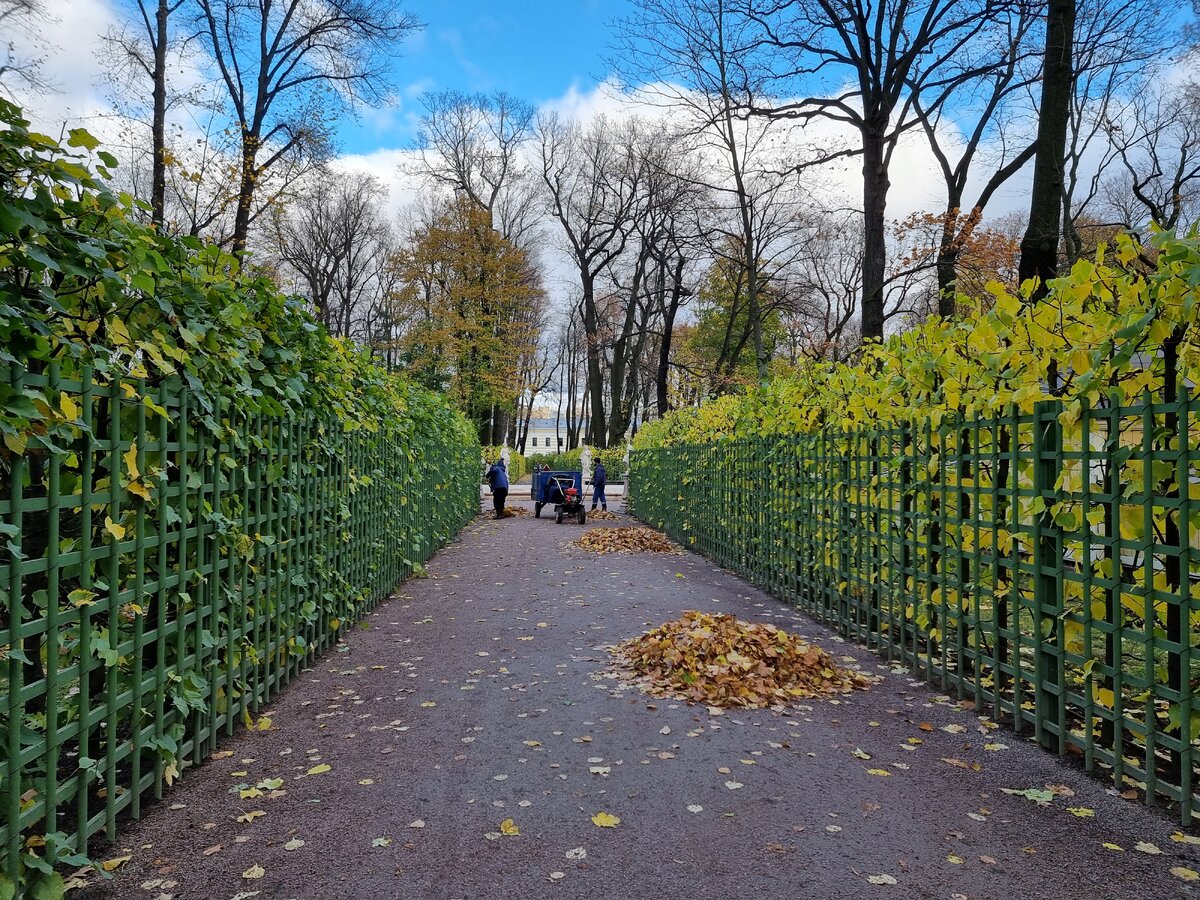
[531,469,586,524]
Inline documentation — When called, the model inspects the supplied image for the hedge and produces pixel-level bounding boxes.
[0,99,480,892]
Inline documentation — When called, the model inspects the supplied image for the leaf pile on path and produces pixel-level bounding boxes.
[588,509,621,521]
[614,611,873,708]
[575,526,676,553]
[501,506,529,517]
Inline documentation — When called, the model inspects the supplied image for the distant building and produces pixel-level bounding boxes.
[524,417,585,455]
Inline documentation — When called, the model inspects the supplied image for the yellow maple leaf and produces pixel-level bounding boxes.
[60,392,79,422]
[123,442,140,480]
[591,812,620,828]
[104,517,126,540]
[499,818,519,836]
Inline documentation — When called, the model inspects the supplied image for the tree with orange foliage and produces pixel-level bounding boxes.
[389,195,544,443]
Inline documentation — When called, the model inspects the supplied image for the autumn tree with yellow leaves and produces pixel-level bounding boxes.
[389,195,545,444]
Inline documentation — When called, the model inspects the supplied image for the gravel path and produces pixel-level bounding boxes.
[80,501,1199,900]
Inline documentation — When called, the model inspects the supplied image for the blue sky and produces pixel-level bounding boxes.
[338,0,632,155]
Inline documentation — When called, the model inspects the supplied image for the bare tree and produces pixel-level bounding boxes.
[602,130,708,441]
[414,90,540,246]
[1102,82,1200,234]
[742,0,1015,340]
[103,1,190,226]
[1059,0,1177,264]
[615,0,826,375]
[194,0,421,258]
[1101,84,1200,233]
[0,0,52,94]
[270,169,394,337]
[537,113,645,447]
[912,3,1041,314]
[784,216,864,360]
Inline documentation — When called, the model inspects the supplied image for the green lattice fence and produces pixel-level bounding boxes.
[631,394,1200,824]
[0,363,480,882]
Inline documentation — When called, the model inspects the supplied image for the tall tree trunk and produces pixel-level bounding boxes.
[747,259,767,379]
[150,0,169,228]
[580,276,607,447]
[935,203,963,318]
[656,258,686,417]
[233,135,257,259]
[1019,0,1076,302]
[861,122,890,341]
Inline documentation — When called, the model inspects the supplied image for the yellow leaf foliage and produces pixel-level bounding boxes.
[615,611,873,708]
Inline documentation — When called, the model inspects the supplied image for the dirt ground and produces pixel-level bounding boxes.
[78,500,1200,900]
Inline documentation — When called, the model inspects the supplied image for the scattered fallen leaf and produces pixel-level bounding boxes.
[1102,842,1124,851]
[499,819,520,836]
[725,780,744,790]
[867,769,891,777]
[305,764,331,776]
[591,812,621,828]
[101,855,132,873]
[565,847,587,860]
[236,810,266,824]
[1134,841,1162,855]
[284,839,304,851]
[1001,788,1054,805]
[687,805,703,813]
[242,864,265,880]
[409,820,425,829]
[946,855,964,865]
[1067,807,1094,818]
[867,874,898,885]
[371,837,393,848]
[1171,867,1200,882]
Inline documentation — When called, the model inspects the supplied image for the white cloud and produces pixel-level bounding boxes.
[8,0,120,134]
[329,147,427,222]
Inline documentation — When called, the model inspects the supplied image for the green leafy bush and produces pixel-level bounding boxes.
[0,98,479,891]
[631,232,1200,824]
[535,446,626,480]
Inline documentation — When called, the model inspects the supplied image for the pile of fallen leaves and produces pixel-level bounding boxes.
[588,509,621,520]
[614,611,873,708]
[574,526,675,553]
[500,506,529,517]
